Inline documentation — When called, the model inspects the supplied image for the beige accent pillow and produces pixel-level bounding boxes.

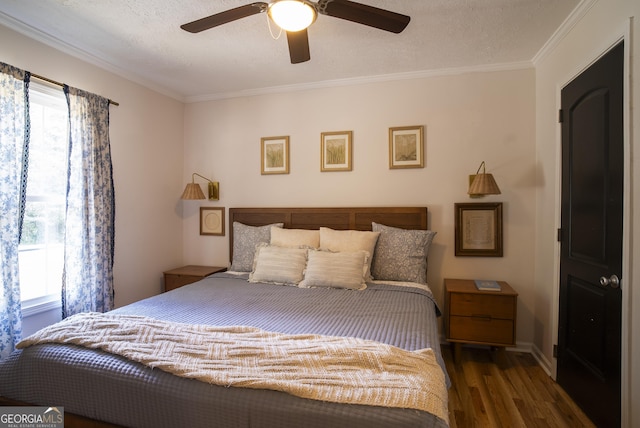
[319,227,380,279]
[299,250,368,290]
[270,227,320,248]
[249,244,308,286]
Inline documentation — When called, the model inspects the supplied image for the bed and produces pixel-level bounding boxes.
[0,207,449,428]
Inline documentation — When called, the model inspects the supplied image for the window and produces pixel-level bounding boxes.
[19,83,68,307]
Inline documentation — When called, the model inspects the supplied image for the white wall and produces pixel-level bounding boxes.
[183,68,538,346]
[533,0,639,426]
[0,24,186,312]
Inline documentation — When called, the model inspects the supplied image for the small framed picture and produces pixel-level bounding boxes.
[200,207,225,236]
[455,202,503,256]
[389,125,424,169]
[321,131,353,172]
[261,136,289,175]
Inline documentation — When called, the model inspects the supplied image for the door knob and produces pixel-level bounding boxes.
[599,274,620,288]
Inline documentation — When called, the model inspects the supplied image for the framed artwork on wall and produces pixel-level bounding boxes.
[261,136,289,175]
[321,131,352,171]
[389,125,424,169]
[454,202,503,256]
[200,207,225,236]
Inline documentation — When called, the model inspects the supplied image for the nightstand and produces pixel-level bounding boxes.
[163,265,226,292]
[444,278,518,361]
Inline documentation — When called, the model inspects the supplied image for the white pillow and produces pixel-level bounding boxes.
[319,227,380,279]
[299,250,368,290]
[249,244,308,286]
[270,227,320,248]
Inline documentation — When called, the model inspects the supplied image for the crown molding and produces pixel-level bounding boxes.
[532,0,598,66]
[0,11,185,102]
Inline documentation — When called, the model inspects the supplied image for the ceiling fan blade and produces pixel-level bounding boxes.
[317,0,410,33]
[287,30,311,64]
[181,2,268,33]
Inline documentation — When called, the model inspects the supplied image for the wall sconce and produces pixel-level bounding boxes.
[468,161,501,197]
[181,173,219,200]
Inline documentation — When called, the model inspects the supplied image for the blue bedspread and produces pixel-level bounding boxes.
[0,273,449,428]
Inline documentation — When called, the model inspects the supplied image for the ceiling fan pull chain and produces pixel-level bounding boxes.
[266,11,283,40]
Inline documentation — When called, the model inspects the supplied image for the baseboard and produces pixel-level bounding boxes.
[531,343,554,377]
[439,335,556,380]
[507,340,533,354]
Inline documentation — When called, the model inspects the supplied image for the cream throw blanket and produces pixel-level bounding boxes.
[18,312,448,423]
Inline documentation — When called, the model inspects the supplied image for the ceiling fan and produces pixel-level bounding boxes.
[180,0,410,64]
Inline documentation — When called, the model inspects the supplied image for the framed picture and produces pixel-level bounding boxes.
[321,131,352,171]
[389,125,424,169]
[200,207,225,236]
[454,202,503,256]
[261,136,289,175]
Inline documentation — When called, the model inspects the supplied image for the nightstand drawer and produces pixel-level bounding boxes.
[163,265,226,292]
[449,315,515,345]
[449,293,515,319]
[164,274,202,291]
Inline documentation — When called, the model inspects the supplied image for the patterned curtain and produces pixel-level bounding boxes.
[0,63,30,359]
[62,85,115,318]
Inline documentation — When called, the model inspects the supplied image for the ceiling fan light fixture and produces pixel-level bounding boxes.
[268,0,317,32]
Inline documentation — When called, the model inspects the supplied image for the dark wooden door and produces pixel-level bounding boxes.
[558,42,623,428]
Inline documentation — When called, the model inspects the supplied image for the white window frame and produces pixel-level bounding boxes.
[19,82,68,314]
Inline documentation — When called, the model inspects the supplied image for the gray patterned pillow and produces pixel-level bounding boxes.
[230,222,283,272]
[371,222,436,284]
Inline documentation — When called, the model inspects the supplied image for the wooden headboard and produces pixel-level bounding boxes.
[228,207,428,262]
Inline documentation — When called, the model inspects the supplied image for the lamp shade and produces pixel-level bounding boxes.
[468,161,501,196]
[468,173,501,195]
[268,0,317,32]
[181,183,206,200]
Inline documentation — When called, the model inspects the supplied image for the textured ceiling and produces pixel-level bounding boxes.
[0,0,581,101]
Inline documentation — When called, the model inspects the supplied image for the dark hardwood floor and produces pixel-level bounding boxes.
[442,345,596,428]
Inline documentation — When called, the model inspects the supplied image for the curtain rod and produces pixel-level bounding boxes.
[31,73,120,106]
